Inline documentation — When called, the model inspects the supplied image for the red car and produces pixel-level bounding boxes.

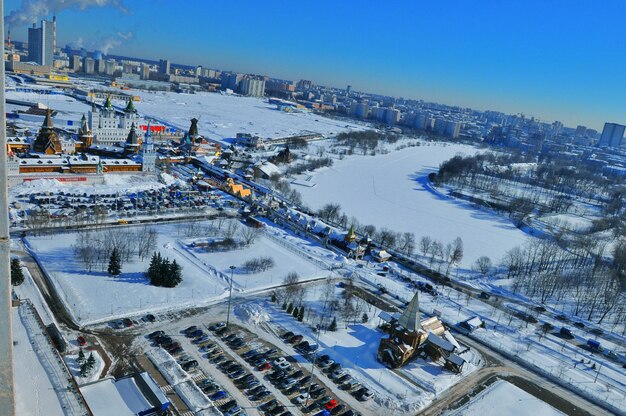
[325,399,338,410]
[77,336,87,346]
[123,318,133,327]
[258,362,272,371]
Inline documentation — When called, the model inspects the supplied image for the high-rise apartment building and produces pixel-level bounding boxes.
[598,122,626,148]
[28,19,55,65]
[159,59,170,75]
[239,78,266,97]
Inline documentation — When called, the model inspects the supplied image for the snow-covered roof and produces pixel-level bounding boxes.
[426,332,455,352]
[115,377,153,414]
[447,353,465,366]
[81,378,135,416]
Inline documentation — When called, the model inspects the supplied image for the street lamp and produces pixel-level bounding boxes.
[226,265,236,329]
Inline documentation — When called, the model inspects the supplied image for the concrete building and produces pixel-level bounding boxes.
[28,18,55,66]
[140,63,150,80]
[221,72,244,91]
[95,58,105,74]
[104,59,116,76]
[239,77,266,97]
[597,122,625,148]
[354,102,369,118]
[82,57,95,74]
[70,55,81,71]
[384,108,401,126]
[159,59,170,75]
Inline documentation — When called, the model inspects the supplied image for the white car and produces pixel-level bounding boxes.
[359,390,374,401]
[277,361,291,370]
[294,393,310,404]
[273,357,287,366]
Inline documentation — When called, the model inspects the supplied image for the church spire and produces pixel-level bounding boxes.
[42,108,54,129]
[397,291,420,332]
[104,95,112,109]
[125,97,136,113]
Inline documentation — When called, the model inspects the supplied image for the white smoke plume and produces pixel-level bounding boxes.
[6,0,129,28]
[95,31,133,54]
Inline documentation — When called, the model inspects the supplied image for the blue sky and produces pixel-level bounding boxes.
[6,0,625,129]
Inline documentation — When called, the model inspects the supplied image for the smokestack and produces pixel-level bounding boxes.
[52,16,56,52]
[6,30,10,48]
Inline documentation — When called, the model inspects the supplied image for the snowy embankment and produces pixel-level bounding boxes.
[13,302,89,416]
[146,348,219,414]
[10,175,165,198]
[297,142,530,269]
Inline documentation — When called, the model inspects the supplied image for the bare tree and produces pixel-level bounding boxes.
[240,226,262,246]
[420,236,432,257]
[473,256,492,277]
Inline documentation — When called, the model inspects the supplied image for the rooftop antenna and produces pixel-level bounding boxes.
[0,0,17,414]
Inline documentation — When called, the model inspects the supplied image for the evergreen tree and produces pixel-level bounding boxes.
[77,348,85,365]
[87,352,96,370]
[10,258,24,286]
[297,307,305,322]
[329,316,337,331]
[287,303,294,314]
[166,260,183,287]
[80,362,89,377]
[271,292,277,303]
[282,301,287,310]
[107,247,122,276]
[362,313,369,323]
[147,252,158,283]
[292,305,299,318]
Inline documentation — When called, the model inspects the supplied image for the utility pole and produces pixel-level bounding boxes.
[0,1,16,413]
[226,265,236,329]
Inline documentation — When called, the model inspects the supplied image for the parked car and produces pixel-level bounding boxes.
[122,318,133,327]
[277,361,291,370]
[319,359,334,368]
[258,362,272,371]
[293,393,310,404]
[288,335,303,344]
[210,391,228,401]
[209,322,227,331]
[182,360,199,371]
[559,327,574,339]
[77,336,87,346]
[184,325,198,334]
[282,331,294,339]
[148,330,164,339]
[145,314,156,322]
[330,404,345,414]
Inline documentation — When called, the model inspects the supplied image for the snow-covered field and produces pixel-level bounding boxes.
[131,89,362,142]
[297,142,531,268]
[25,220,330,325]
[445,379,564,416]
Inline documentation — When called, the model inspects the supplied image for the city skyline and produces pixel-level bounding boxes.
[5,0,626,130]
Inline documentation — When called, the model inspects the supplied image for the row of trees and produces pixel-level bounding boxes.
[77,349,97,378]
[315,202,465,271]
[73,227,157,272]
[146,252,183,288]
[242,256,275,273]
[284,157,333,176]
[502,237,623,323]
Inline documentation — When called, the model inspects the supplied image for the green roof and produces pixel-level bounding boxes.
[125,97,135,112]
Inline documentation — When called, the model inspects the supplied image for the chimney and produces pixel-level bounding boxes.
[52,16,57,52]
